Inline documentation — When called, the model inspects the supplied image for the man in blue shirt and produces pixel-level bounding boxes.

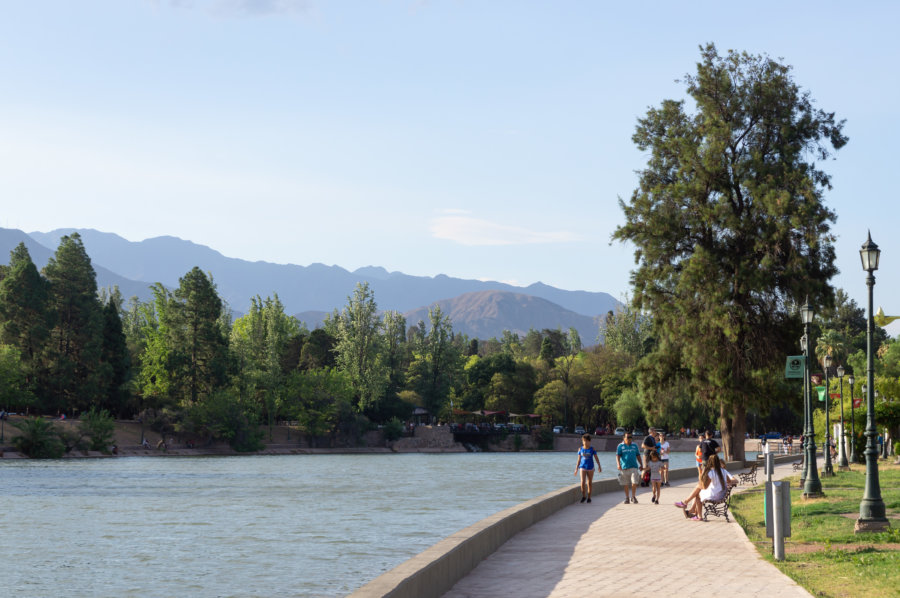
[616,433,642,504]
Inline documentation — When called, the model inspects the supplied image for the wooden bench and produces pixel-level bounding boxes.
[737,463,758,485]
[701,486,734,522]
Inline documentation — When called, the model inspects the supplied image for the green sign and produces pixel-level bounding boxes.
[784,355,805,379]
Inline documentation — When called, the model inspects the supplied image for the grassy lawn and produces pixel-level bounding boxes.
[730,461,900,598]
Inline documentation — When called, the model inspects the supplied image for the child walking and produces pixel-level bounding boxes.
[575,433,602,503]
[646,449,663,504]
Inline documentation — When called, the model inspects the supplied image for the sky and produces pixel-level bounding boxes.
[2,1,899,334]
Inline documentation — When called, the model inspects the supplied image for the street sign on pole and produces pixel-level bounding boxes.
[784,356,805,379]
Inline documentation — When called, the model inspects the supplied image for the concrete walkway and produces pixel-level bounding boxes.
[442,462,810,598]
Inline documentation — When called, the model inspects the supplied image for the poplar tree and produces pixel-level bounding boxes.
[613,44,846,460]
[330,282,387,413]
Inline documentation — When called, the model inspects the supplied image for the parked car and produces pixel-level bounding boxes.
[553,425,564,434]
[574,426,586,435]
[594,427,606,435]
[632,428,644,437]
[762,431,782,439]
[614,427,626,436]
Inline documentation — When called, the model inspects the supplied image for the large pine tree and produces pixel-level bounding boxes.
[0,243,53,395]
[42,233,105,413]
[613,45,846,460]
[167,267,228,404]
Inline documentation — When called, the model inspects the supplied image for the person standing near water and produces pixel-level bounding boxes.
[616,433,642,504]
[575,434,602,503]
[658,432,671,486]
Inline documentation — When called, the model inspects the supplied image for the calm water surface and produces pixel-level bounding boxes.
[1,451,705,597]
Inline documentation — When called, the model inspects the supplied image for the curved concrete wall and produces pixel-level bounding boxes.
[349,460,758,598]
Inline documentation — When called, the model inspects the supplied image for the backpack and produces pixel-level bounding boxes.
[640,468,651,487]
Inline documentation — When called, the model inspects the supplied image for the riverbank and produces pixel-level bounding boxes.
[0,416,767,459]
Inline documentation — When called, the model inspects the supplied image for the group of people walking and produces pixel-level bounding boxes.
[574,427,737,520]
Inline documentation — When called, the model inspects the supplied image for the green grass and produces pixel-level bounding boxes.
[730,462,900,598]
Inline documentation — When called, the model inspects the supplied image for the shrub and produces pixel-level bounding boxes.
[12,417,65,459]
[82,408,116,452]
[383,417,404,441]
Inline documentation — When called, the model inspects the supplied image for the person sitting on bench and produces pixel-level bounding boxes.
[674,455,737,520]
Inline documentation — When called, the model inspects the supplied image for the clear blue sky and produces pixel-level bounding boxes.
[2,1,898,333]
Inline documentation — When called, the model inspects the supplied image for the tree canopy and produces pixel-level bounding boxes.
[613,44,847,459]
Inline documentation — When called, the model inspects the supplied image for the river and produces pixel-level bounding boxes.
[1,451,710,597]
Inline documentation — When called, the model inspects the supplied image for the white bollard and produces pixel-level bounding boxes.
[773,481,786,561]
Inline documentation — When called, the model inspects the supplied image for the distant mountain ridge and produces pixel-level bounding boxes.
[1,227,619,343]
[403,291,602,343]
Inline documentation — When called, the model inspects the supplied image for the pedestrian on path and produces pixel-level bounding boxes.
[695,438,704,473]
[699,430,720,462]
[616,433,641,504]
[658,432,671,486]
[574,433,602,503]
[647,449,663,503]
[642,427,658,468]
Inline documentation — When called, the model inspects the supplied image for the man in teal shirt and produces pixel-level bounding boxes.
[616,433,642,504]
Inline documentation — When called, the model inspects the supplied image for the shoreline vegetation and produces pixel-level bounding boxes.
[0,416,762,459]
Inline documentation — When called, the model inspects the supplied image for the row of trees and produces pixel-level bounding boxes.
[0,234,664,449]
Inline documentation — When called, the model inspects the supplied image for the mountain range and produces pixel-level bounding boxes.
[0,227,619,345]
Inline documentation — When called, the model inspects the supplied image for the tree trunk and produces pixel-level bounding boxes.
[719,403,747,462]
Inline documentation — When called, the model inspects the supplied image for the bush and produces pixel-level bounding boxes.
[383,417,404,442]
[537,426,554,450]
[82,408,116,452]
[12,417,65,459]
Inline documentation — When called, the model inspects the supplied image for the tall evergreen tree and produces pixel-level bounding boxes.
[99,300,132,416]
[0,243,53,395]
[613,44,846,460]
[167,267,228,404]
[42,233,105,413]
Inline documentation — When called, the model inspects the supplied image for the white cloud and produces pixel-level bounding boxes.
[430,215,582,246]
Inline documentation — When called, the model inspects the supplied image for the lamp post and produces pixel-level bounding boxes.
[849,375,856,462]
[837,366,849,470]
[855,232,889,533]
[801,298,823,498]
[799,333,809,484]
[822,354,834,476]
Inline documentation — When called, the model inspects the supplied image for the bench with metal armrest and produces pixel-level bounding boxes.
[737,463,758,485]
[701,485,735,522]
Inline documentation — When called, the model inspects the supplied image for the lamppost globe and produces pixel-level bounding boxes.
[856,231,888,533]
[860,231,881,272]
[800,300,815,324]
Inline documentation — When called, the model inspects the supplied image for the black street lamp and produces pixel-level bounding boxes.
[837,366,849,470]
[849,374,856,462]
[822,354,834,476]
[801,298,823,498]
[855,232,889,533]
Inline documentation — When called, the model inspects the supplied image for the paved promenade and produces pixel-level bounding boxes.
[442,462,810,598]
